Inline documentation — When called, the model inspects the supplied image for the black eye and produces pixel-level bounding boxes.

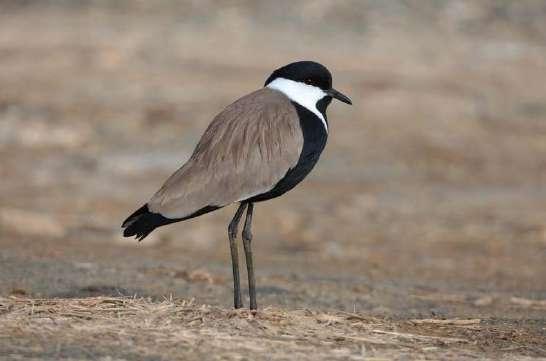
[304,79,313,85]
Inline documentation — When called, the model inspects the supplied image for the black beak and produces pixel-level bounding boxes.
[327,88,352,105]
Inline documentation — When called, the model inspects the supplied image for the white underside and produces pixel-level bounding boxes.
[266,77,328,132]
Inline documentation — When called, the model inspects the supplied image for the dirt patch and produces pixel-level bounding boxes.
[1,296,544,361]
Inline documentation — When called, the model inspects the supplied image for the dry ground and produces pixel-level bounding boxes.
[1,1,546,360]
[1,296,545,360]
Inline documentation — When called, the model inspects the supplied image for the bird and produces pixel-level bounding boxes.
[122,60,352,311]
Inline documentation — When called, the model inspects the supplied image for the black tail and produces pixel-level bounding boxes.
[121,204,178,241]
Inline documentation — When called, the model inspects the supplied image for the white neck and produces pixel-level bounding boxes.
[266,77,328,132]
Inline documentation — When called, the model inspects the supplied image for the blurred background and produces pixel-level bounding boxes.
[1,0,545,317]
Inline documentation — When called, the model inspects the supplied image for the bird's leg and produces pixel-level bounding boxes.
[242,202,257,311]
[228,203,247,309]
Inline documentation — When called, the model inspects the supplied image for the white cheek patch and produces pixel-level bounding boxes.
[266,77,328,132]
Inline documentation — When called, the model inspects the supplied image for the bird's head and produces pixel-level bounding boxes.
[265,61,352,115]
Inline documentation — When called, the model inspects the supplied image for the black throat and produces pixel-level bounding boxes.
[316,96,332,121]
[246,101,328,203]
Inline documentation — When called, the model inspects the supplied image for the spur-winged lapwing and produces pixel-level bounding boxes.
[122,61,351,311]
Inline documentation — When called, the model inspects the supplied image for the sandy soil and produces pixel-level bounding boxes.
[1,296,545,361]
[1,1,546,360]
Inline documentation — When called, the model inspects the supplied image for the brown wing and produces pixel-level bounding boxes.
[148,88,303,219]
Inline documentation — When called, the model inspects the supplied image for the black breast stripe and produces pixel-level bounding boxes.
[246,102,328,203]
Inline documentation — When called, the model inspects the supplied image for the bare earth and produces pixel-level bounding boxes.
[1,1,545,360]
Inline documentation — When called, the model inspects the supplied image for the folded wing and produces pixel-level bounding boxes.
[148,88,303,219]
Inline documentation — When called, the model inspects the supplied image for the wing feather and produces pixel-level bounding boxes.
[148,88,302,219]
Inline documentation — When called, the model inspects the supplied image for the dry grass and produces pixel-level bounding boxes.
[1,296,544,360]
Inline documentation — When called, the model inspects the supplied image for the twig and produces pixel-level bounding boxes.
[372,329,468,344]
